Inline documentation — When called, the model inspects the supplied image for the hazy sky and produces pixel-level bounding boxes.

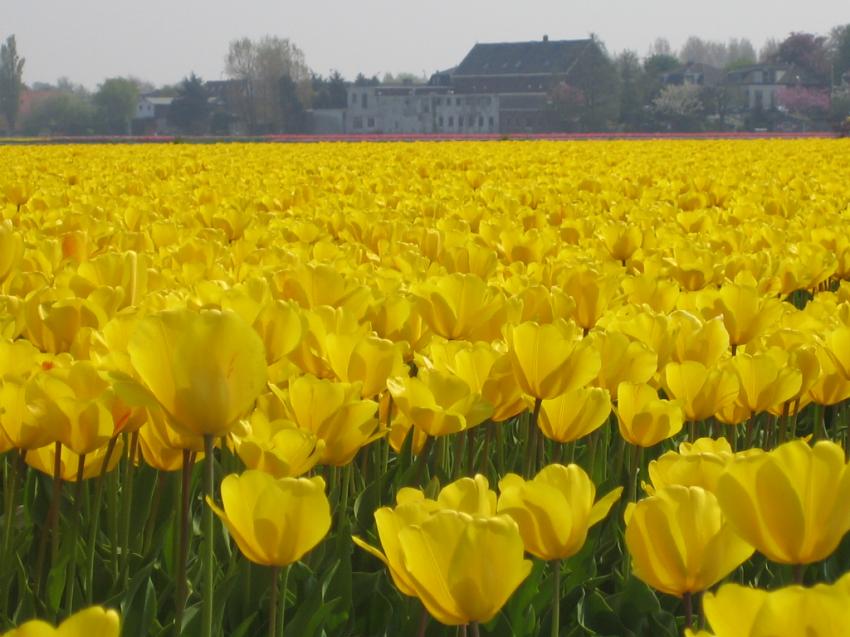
[3,0,848,89]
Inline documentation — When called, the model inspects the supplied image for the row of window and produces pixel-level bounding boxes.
[350,115,497,131]
[349,93,498,110]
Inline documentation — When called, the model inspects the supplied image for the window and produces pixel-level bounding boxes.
[350,93,357,106]
[754,89,764,108]
[484,96,492,106]
[438,116,444,127]
[488,116,494,129]
[448,116,454,127]
[435,97,442,105]
[361,93,368,108]
[478,116,484,127]
[455,97,461,106]
[458,116,463,128]
[352,116,363,130]
[367,117,375,128]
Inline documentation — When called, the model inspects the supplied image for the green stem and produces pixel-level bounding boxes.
[551,559,561,637]
[0,449,24,617]
[175,449,195,635]
[202,434,215,637]
[85,435,118,604]
[119,432,138,587]
[64,453,87,613]
[524,398,542,477]
[278,564,290,637]
[268,566,279,637]
[683,591,693,629]
[36,441,63,600]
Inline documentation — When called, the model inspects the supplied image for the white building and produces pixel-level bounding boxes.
[345,85,499,134]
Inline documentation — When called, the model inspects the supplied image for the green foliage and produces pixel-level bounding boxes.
[0,35,25,132]
[94,78,139,135]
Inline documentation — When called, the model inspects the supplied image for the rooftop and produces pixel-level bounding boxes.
[453,38,594,76]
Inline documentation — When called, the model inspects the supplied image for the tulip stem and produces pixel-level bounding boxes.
[551,559,561,637]
[793,563,804,584]
[627,444,642,502]
[119,432,139,587]
[63,453,87,613]
[525,398,542,477]
[0,449,25,618]
[36,441,63,602]
[683,591,693,629]
[202,434,215,637]
[268,566,278,637]
[85,435,118,604]
[175,449,195,635]
[471,622,481,637]
[278,565,290,637]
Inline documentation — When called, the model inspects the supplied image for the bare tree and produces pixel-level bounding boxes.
[224,35,312,132]
[0,35,26,132]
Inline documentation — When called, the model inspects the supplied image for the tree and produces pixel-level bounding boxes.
[93,77,139,134]
[0,35,26,133]
[278,75,306,133]
[772,32,831,83]
[559,38,620,131]
[679,36,728,67]
[653,84,704,131]
[312,71,347,109]
[828,24,850,82]
[169,73,210,134]
[353,73,380,87]
[726,38,757,68]
[759,38,780,63]
[648,37,673,57]
[224,36,312,133]
[21,92,95,135]
[616,50,647,130]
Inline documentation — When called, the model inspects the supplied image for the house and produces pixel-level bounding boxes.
[450,37,600,132]
[325,36,603,135]
[133,94,174,135]
[345,83,499,134]
[724,64,821,110]
[662,63,724,88]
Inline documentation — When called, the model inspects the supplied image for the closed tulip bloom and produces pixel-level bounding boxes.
[27,439,123,481]
[538,386,611,443]
[663,361,739,422]
[600,222,642,263]
[685,573,850,637]
[808,344,850,405]
[207,471,330,567]
[1,606,121,637]
[560,268,620,331]
[625,486,754,597]
[0,221,23,283]
[670,315,730,368]
[234,415,325,478]
[397,510,531,625]
[284,374,380,466]
[724,351,802,417]
[128,309,268,437]
[387,368,493,437]
[616,382,684,447]
[353,489,441,597]
[413,273,506,341]
[647,438,763,494]
[498,464,622,560]
[506,320,600,400]
[700,281,785,348]
[591,331,657,395]
[324,331,405,398]
[715,439,850,564]
[436,474,498,516]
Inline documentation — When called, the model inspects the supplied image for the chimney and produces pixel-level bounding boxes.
[543,34,549,42]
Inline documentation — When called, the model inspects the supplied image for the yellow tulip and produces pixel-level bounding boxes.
[669,314,729,368]
[26,439,123,481]
[686,573,850,637]
[137,405,205,472]
[128,308,268,437]
[729,351,802,416]
[698,281,785,349]
[498,464,622,560]
[234,416,324,478]
[207,470,330,567]
[387,368,493,437]
[324,331,405,398]
[715,439,850,565]
[505,320,600,400]
[600,222,642,263]
[1,606,120,637]
[538,386,611,443]
[663,361,739,422]
[625,486,754,597]
[560,268,620,332]
[0,220,23,283]
[646,438,763,494]
[412,273,506,341]
[283,374,380,466]
[397,510,531,625]
[616,382,684,447]
[591,331,657,394]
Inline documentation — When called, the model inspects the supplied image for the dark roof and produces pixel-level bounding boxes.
[453,39,594,76]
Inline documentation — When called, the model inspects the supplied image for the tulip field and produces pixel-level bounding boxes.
[3,138,850,636]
